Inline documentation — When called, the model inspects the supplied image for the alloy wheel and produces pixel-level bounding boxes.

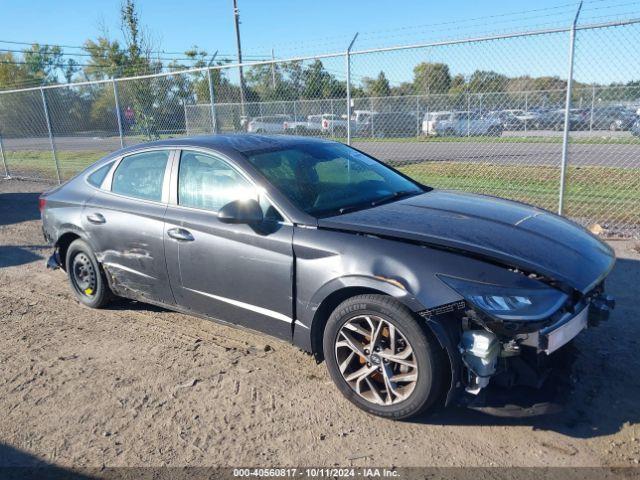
[334,314,418,406]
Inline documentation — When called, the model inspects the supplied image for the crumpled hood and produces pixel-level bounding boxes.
[318,190,615,293]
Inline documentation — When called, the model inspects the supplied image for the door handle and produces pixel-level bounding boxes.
[86,213,106,224]
[167,228,194,242]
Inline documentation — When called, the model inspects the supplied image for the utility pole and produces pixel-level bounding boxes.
[232,0,246,116]
[271,48,276,90]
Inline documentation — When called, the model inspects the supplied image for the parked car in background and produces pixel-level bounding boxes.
[283,118,317,135]
[352,110,377,126]
[533,109,581,131]
[358,112,418,138]
[319,114,353,136]
[422,111,503,136]
[503,109,540,127]
[487,111,524,131]
[631,118,640,136]
[247,115,292,134]
[590,106,637,131]
[40,134,616,420]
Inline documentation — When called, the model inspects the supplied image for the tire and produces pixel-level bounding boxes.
[334,127,347,137]
[323,294,446,420]
[65,238,112,308]
[489,126,502,137]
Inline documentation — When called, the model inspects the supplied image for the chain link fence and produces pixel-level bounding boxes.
[1,17,639,237]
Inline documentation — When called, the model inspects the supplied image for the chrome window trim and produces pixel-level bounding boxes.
[99,147,176,205]
[84,160,117,191]
[170,147,293,225]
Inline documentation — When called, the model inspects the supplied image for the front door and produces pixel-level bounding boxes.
[163,149,294,341]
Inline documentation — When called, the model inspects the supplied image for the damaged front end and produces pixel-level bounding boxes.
[425,275,615,416]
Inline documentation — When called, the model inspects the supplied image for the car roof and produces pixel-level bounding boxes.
[112,134,335,157]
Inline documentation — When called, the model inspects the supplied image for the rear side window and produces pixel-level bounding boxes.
[87,162,113,188]
[178,151,255,211]
[112,150,170,202]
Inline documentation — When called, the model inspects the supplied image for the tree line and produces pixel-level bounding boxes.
[1,1,639,139]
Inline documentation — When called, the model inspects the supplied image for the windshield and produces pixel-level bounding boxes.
[245,142,424,217]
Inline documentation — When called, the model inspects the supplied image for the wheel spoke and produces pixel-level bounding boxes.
[370,318,384,348]
[336,331,367,357]
[343,322,370,338]
[381,364,400,403]
[338,351,356,374]
[364,377,385,404]
[388,324,396,354]
[344,364,375,383]
[379,345,415,368]
[390,371,418,383]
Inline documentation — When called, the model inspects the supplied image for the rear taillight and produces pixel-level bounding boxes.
[283,122,289,129]
[38,196,46,212]
[322,119,328,128]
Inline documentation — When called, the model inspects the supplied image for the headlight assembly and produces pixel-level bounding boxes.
[438,275,568,322]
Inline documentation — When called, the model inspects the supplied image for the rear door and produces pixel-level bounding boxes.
[82,148,175,304]
[163,149,294,340]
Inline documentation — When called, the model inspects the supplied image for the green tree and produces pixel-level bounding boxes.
[467,70,508,93]
[413,62,451,94]
[362,71,391,97]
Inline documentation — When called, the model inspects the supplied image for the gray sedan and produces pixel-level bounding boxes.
[40,135,615,419]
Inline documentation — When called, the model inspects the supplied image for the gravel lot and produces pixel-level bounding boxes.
[1,178,639,472]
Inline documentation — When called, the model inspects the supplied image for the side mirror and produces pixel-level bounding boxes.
[218,199,263,224]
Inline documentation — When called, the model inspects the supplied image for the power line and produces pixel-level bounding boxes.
[0,38,270,60]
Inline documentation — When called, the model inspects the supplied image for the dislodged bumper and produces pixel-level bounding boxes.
[452,291,615,416]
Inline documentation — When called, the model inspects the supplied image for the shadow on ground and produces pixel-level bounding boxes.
[0,245,46,268]
[0,443,95,479]
[0,192,41,226]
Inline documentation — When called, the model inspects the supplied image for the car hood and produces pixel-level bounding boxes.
[318,190,615,293]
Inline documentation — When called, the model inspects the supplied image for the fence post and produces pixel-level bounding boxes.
[558,0,583,216]
[415,95,420,137]
[589,84,596,132]
[345,33,358,145]
[524,91,529,133]
[112,78,125,148]
[466,91,470,137]
[207,68,218,134]
[369,97,374,137]
[0,131,9,178]
[40,87,61,184]
[330,98,335,137]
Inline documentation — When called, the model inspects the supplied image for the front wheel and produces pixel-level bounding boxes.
[323,294,446,420]
[65,238,112,308]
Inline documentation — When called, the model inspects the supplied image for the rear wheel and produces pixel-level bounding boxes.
[65,238,112,308]
[323,294,445,420]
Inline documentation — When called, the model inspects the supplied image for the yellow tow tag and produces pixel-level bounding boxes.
[84,288,94,295]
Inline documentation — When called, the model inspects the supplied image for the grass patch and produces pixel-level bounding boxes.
[399,161,640,224]
[4,150,109,180]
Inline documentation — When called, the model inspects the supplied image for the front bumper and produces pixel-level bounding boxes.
[454,292,615,416]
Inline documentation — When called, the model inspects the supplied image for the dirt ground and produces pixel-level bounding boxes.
[1,178,639,470]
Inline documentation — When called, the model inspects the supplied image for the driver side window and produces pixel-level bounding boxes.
[178,151,255,212]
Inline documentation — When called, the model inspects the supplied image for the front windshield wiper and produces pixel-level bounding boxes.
[370,190,420,207]
[332,190,421,216]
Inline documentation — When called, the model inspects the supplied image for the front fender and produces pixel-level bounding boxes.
[308,274,426,317]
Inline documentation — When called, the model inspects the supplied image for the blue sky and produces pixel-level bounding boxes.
[1,0,639,85]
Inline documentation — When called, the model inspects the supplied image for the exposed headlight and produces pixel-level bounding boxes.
[439,275,568,321]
